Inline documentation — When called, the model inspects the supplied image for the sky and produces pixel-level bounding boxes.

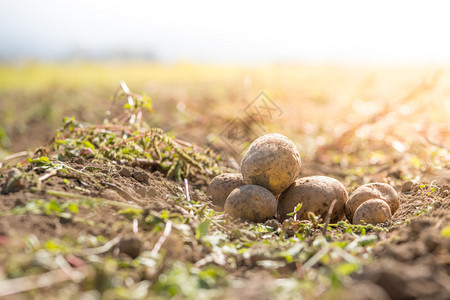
[1,0,450,64]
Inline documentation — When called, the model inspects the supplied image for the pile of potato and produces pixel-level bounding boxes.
[207,133,399,225]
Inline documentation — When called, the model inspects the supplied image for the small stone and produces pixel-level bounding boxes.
[119,167,133,177]
[136,186,147,197]
[133,170,149,182]
[70,156,85,165]
[401,181,414,193]
[264,219,281,230]
[3,168,25,194]
[7,168,21,180]
[118,236,142,259]
[190,190,201,202]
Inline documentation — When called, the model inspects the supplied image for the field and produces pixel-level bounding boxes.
[0,63,449,299]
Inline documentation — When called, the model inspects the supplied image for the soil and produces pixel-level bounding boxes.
[343,183,450,300]
[0,157,449,299]
[0,157,200,253]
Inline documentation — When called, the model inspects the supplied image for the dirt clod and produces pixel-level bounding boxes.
[119,167,133,177]
[2,168,25,194]
[132,169,149,182]
[401,180,415,193]
[117,236,142,259]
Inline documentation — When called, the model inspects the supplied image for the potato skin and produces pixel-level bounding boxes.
[353,199,392,225]
[240,133,301,195]
[345,183,399,222]
[277,176,348,222]
[224,185,277,223]
[207,173,244,210]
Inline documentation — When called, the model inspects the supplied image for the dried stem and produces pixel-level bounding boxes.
[133,218,139,234]
[38,170,58,182]
[150,220,173,257]
[322,199,337,236]
[74,235,122,256]
[2,151,32,164]
[184,178,191,202]
[0,266,91,297]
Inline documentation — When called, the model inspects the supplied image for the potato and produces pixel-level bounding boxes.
[207,173,244,210]
[345,183,399,222]
[224,185,277,222]
[240,133,301,195]
[353,199,392,225]
[277,176,348,222]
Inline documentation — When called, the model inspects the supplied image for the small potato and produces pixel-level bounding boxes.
[277,176,348,222]
[224,185,277,223]
[345,183,399,222]
[207,173,244,210]
[240,133,301,195]
[353,199,392,225]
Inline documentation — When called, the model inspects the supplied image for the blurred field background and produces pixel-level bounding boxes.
[0,63,448,185]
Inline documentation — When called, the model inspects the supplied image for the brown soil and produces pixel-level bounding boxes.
[0,157,204,251]
[0,157,449,299]
[343,183,450,300]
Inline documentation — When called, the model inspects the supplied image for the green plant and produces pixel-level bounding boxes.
[46,82,222,182]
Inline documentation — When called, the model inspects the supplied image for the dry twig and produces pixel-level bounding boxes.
[322,199,337,236]
[150,220,173,257]
[0,266,91,297]
[184,178,191,202]
[38,170,58,182]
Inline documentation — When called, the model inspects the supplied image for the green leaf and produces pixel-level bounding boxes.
[29,156,51,165]
[334,262,359,276]
[441,226,450,238]
[360,227,366,235]
[46,199,62,214]
[44,239,66,252]
[82,140,95,150]
[66,203,79,214]
[118,208,143,219]
[195,220,210,239]
[287,203,303,216]
[160,210,169,220]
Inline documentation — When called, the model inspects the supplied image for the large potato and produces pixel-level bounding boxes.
[353,199,392,225]
[240,133,301,195]
[277,176,348,222]
[207,173,244,210]
[224,185,277,222]
[345,183,399,222]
